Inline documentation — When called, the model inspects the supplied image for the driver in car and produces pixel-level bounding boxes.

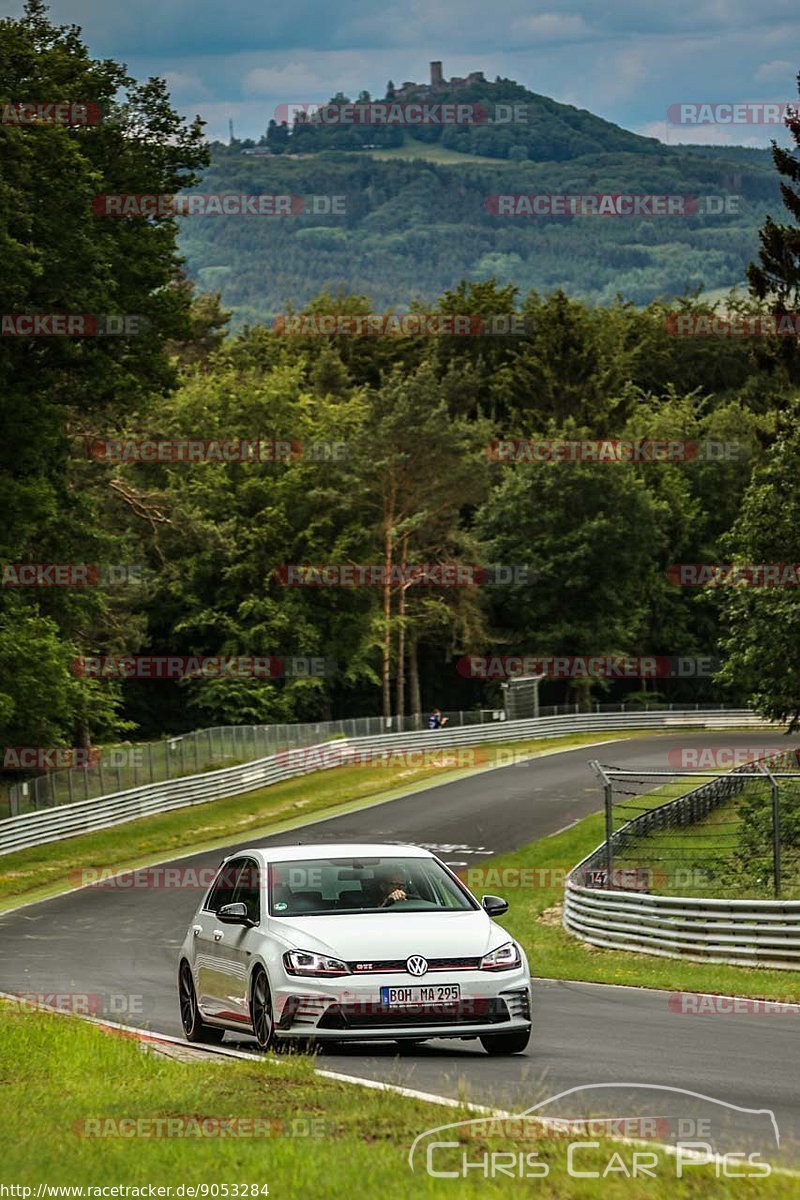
[375,865,408,907]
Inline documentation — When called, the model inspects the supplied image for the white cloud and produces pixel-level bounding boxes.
[162,71,212,100]
[753,59,796,85]
[638,119,767,147]
[242,63,333,97]
[511,13,591,42]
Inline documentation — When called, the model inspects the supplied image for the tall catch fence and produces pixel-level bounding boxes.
[585,745,800,900]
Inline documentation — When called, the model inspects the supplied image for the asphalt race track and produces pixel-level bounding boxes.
[2,732,799,1164]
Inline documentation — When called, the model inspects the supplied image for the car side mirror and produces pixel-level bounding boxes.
[481,894,509,916]
[217,902,255,926]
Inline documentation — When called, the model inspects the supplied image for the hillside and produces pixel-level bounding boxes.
[259,72,667,162]
[179,71,781,325]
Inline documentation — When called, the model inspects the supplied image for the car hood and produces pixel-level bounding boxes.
[267,909,508,961]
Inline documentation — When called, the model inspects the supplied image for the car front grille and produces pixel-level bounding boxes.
[316,997,510,1030]
[346,956,482,974]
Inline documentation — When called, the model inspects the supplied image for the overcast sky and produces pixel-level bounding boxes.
[4,0,799,145]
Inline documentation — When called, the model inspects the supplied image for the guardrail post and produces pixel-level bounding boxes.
[761,763,781,898]
[590,760,614,887]
[604,781,614,884]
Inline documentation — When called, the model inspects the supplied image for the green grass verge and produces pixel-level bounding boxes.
[363,132,507,164]
[477,814,800,999]
[0,731,650,912]
[1,1004,793,1195]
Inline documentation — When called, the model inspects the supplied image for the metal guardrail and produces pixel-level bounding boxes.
[1,702,753,818]
[3,709,506,817]
[563,757,800,970]
[0,708,771,856]
[563,886,800,970]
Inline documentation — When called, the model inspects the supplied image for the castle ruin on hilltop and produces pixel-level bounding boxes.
[389,62,486,101]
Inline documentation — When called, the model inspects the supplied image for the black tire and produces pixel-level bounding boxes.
[480,1027,531,1056]
[250,966,275,1052]
[179,960,225,1044]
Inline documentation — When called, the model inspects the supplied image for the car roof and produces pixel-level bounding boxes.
[226,842,433,863]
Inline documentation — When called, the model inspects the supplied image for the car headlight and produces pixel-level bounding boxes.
[480,941,521,971]
[283,949,349,977]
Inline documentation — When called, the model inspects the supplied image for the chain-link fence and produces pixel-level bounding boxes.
[588,746,800,899]
[2,700,745,820]
[1,708,507,818]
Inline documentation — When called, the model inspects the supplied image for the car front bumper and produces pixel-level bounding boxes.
[271,968,532,1041]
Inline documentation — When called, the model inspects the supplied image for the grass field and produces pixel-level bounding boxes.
[1,1003,795,1196]
[361,132,511,165]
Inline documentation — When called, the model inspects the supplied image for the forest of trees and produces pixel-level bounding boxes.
[182,145,781,323]
[3,2,800,771]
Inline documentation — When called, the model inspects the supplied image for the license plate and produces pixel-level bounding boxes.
[380,984,461,1007]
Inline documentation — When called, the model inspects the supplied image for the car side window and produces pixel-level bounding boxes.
[204,858,244,913]
[232,857,261,924]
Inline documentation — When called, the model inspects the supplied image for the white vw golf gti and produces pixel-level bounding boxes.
[178,842,532,1054]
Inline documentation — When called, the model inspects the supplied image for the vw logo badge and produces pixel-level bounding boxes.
[407,955,428,977]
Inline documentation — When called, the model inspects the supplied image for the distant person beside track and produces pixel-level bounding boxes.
[427,708,449,730]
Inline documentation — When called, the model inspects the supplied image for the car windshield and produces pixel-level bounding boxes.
[267,855,477,916]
